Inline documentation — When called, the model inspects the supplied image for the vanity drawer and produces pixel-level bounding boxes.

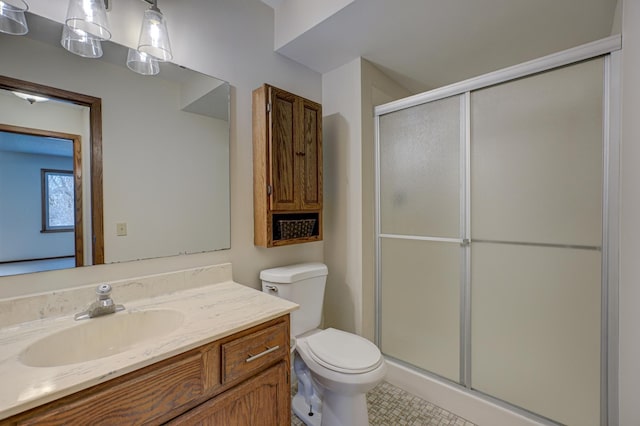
[221,321,288,384]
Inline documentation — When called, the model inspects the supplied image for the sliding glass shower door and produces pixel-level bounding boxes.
[469,58,603,425]
[376,55,610,425]
[378,95,463,382]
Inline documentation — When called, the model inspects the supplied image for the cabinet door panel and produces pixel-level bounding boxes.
[302,100,322,210]
[270,88,297,210]
[167,362,289,426]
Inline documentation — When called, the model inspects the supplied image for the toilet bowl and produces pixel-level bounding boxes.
[260,263,387,426]
[294,328,387,425]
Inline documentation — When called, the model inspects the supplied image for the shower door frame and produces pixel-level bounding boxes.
[374,35,621,426]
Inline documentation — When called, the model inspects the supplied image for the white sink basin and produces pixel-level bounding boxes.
[19,309,184,367]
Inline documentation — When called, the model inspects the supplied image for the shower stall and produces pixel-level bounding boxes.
[374,37,620,426]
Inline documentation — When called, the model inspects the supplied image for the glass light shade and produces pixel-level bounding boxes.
[0,0,28,11]
[65,0,111,41]
[0,1,28,35]
[137,7,172,61]
[61,25,103,58]
[126,48,159,76]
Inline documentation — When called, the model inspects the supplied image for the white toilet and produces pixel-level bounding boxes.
[261,263,387,426]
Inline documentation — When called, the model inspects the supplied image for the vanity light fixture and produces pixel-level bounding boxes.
[12,91,49,104]
[4,0,172,74]
[137,0,172,62]
[64,0,111,41]
[61,24,103,58]
[0,0,29,35]
[126,47,159,75]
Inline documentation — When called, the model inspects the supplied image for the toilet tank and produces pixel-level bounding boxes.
[260,263,328,337]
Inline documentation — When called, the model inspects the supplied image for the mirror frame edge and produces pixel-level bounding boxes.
[0,74,105,266]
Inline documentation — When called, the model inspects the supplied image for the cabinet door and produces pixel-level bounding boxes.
[300,98,322,210]
[168,362,290,426]
[269,87,298,211]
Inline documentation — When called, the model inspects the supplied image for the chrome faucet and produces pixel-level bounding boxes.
[74,284,125,320]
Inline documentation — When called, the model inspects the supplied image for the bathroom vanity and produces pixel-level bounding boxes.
[0,266,297,425]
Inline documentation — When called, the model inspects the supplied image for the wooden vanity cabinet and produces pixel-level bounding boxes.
[253,84,323,247]
[166,362,287,425]
[5,316,290,426]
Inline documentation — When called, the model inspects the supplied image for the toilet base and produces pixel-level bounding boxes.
[292,393,322,426]
[293,391,369,426]
[321,391,368,426]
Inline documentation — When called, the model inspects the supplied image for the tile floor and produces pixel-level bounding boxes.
[291,381,477,426]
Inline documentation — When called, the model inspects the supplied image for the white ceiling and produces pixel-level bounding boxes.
[272,0,619,93]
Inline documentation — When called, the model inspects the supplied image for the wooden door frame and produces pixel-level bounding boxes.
[0,75,104,265]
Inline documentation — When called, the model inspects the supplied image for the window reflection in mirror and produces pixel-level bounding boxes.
[41,169,75,233]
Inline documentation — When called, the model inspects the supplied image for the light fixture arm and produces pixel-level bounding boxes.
[104,0,159,11]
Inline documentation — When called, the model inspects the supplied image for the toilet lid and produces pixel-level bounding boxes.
[305,328,382,374]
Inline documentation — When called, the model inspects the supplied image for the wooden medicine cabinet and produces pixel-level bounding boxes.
[253,84,322,247]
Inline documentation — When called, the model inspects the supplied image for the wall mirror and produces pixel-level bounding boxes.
[0,13,230,278]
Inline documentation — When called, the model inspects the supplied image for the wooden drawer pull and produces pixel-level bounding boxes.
[246,345,280,363]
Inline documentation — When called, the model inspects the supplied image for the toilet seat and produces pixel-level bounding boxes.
[304,328,383,374]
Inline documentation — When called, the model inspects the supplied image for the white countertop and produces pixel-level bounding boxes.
[0,281,298,420]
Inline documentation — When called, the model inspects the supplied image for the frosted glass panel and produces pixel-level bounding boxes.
[471,58,603,246]
[381,238,460,381]
[379,96,460,238]
[471,243,601,425]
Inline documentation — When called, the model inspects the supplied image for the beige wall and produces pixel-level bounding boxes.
[322,57,410,338]
[0,0,323,298]
[153,0,325,288]
[322,57,361,334]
